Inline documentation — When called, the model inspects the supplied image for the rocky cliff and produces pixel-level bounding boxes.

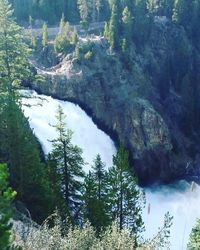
[26,18,200,185]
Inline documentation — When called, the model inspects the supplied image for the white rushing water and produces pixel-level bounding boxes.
[21,90,200,250]
[20,90,116,171]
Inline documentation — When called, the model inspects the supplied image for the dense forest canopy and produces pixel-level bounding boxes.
[9,0,200,33]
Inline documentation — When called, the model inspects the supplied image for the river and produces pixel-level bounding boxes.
[21,90,200,250]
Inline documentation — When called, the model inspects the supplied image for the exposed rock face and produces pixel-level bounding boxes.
[27,20,200,185]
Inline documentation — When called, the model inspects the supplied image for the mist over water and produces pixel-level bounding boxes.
[20,90,116,171]
[21,90,200,250]
[144,181,200,250]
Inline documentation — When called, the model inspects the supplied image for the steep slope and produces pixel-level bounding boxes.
[26,19,200,185]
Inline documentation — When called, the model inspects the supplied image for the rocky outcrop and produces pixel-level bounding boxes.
[26,20,200,185]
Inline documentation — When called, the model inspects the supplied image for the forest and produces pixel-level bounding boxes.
[1,0,200,249]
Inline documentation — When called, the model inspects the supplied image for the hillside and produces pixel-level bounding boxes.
[26,15,200,185]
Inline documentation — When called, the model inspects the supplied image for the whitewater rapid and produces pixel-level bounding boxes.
[21,90,200,250]
[20,90,116,171]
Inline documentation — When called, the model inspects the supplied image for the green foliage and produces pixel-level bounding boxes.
[20,212,172,250]
[54,35,72,54]
[0,0,31,91]
[48,105,85,223]
[107,145,145,241]
[108,3,120,50]
[140,212,173,249]
[75,41,96,61]
[122,5,133,44]
[1,99,53,223]
[0,0,53,224]
[0,164,16,250]
[84,50,94,60]
[83,155,110,233]
[54,18,73,54]
[71,28,79,45]
[188,219,200,250]
[75,43,81,59]
[78,0,89,22]
[42,22,48,47]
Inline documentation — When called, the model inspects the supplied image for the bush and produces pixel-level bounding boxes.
[84,51,94,60]
[18,212,172,250]
[188,219,200,250]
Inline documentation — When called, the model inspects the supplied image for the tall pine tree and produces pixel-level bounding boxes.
[49,105,85,223]
[107,145,145,242]
[83,155,110,232]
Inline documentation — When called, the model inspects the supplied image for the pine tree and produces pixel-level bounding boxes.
[122,6,132,46]
[42,22,48,47]
[0,0,53,223]
[78,0,89,23]
[95,0,102,21]
[71,27,78,45]
[0,164,16,250]
[59,13,65,35]
[103,21,109,40]
[0,0,31,94]
[83,155,110,232]
[108,3,120,50]
[92,154,105,200]
[107,145,145,241]
[49,105,85,223]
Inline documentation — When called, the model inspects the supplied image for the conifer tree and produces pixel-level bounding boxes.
[103,21,109,40]
[59,13,65,35]
[49,105,85,223]
[0,0,31,94]
[71,27,78,45]
[83,155,110,232]
[0,0,53,223]
[108,3,120,50]
[122,6,132,47]
[107,145,145,241]
[42,22,48,47]
[95,0,102,21]
[78,0,89,24]
[0,164,16,250]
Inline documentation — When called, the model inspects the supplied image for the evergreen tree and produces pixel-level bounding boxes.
[47,154,68,221]
[0,164,16,250]
[59,13,65,34]
[78,0,89,23]
[95,0,102,21]
[83,155,110,232]
[122,6,132,46]
[107,145,145,242]
[108,3,120,50]
[28,15,36,48]
[0,0,53,223]
[0,0,31,93]
[103,21,109,40]
[49,105,85,223]
[42,22,48,47]
[54,20,72,54]
[71,27,78,45]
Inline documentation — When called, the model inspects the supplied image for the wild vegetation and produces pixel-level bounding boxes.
[1,0,200,249]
